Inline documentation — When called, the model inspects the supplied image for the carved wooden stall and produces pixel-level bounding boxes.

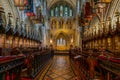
[0,56,24,80]
[70,49,91,80]
[70,48,120,80]
[20,49,54,80]
[0,48,54,80]
[0,6,6,55]
[83,12,120,55]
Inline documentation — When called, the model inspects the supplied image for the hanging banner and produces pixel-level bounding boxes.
[25,0,35,17]
[85,2,91,17]
[26,12,35,17]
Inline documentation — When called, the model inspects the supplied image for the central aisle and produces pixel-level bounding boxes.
[44,55,76,80]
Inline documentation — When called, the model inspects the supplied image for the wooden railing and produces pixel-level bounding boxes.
[98,57,120,76]
[70,50,91,80]
[0,48,54,80]
[31,50,54,79]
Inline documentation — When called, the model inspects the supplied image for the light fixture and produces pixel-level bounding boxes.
[14,0,28,7]
[50,39,53,44]
[115,11,119,17]
[19,7,26,11]
[0,6,4,13]
[71,38,73,43]
[8,12,12,17]
[96,0,111,8]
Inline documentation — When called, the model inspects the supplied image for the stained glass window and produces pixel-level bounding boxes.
[55,7,59,16]
[64,7,68,16]
[51,9,54,16]
[57,38,66,46]
[57,39,60,46]
[63,39,66,45]
[70,9,73,16]
[60,5,63,16]
[50,4,73,17]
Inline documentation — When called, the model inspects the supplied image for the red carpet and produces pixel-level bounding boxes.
[21,78,32,80]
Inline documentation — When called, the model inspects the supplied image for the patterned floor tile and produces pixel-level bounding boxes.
[47,71,53,75]
[43,55,76,80]
[70,77,78,80]
[54,77,66,80]
[63,74,74,79]
[49,73,59,78]
[68,72,75,76]
[44,76,51,80]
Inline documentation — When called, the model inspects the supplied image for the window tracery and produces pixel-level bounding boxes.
[50,3,73,17]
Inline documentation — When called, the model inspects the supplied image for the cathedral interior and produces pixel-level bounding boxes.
[0,0,120,80]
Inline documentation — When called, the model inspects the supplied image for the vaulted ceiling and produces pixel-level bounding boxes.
[47,0,77,9]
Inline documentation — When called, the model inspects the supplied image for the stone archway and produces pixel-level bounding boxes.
[56,33,67,50]
[54,32,70,50]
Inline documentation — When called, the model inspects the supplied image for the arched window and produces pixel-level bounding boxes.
[57,39,60,46]
[69,9,73,16]
[55,7,59,16]
[64,6,68,16]
[60,5,63,16]
[60,38,62,45]
[57,38,66,46]
[63,40,66,46]
[51,9,54,16]
[50,2,73,17]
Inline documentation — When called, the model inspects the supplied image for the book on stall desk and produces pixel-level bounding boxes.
[74,55,81,59]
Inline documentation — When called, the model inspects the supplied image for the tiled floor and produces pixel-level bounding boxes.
[43,55,76,80]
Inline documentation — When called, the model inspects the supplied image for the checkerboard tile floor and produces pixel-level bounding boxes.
[43,55,77,80]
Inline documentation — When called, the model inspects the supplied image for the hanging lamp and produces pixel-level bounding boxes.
[14,0,28,7]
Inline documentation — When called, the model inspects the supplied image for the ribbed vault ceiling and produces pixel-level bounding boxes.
[47,0,77,9]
